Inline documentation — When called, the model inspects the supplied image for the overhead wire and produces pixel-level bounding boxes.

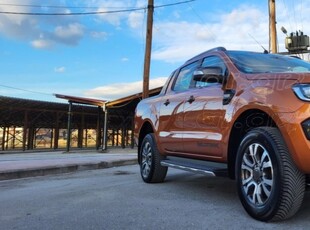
[0,7,145,16]
[186,0,222,44]
[300,0,304,32]
[292,0,298,31]
[0,3,100,9]
[281,0,293,33]
[0,84,53,96]
[0,0,196,16]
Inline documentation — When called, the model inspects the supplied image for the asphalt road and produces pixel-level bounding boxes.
[0,165,309,230]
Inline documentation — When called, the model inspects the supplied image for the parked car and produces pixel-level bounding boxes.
[134,47,310,222]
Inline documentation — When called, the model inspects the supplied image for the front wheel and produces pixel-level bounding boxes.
[140,133,168,183]
[236,127,305,222]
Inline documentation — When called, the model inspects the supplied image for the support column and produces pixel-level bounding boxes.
[85,129,88,147]
[5,127,9,150]
[50,129,53,149]
[23,111,28,151]
[12,126,16,149]
[78,114,84,148]
[121,126,126,149]
[66,101,73,152]
[112,129,115,146]
[96,106,102,150]
[102,106,108,151]
[54,112,60,149]
[131,113,135,149]
[1,126,5,151]
[27,127,34,150]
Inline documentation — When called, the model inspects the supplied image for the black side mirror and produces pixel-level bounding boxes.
[193,67,223,84]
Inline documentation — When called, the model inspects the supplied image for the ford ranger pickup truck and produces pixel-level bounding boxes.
[134,47,310,222]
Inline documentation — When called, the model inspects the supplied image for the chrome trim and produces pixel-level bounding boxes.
[161,161,216,176]
[292,84,310,102]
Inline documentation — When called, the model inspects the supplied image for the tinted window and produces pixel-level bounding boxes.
[173,61,199,92]
[227,51,310,73]
[160,71,176,95]
[195,56,227,88]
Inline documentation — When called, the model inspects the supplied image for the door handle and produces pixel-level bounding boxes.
[187,95,195,104]
[164,99,170,106]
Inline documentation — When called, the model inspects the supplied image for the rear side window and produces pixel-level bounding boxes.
[160,71,176,95]
[173,61,200,92]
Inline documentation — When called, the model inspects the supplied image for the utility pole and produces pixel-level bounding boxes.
[269,0,277,53]
[142,0,154,99]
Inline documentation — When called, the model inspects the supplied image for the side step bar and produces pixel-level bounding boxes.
[161,157,228,177]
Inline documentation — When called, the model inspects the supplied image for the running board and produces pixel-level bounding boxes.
[161,157,228,177]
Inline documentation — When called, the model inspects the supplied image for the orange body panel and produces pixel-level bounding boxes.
[135,49,310,174]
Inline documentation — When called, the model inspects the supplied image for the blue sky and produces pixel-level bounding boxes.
[0,0,309,103]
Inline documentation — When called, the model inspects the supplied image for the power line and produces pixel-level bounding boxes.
[0,0,196,16]
[0,84,53,96]
[0,7,145,16]
[0,3,100,9]
[154,0,195,9]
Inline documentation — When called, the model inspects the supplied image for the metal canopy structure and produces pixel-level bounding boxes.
[0,87,162,152]
[54,94,106,152]
[54,94,106,107]
[0,95,102,151]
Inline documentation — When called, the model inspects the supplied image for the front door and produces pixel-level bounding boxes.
[182,55,228,159]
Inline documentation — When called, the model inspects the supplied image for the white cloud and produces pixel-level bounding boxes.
[150,3,310,63]
[95,0,145,29]
[121,57,129,62]
[54,67,66,73]
[31,39,54,49]
[91,31,108,39]
[84,77,167,100]
[96,1,130,26]
[128,11,144,29]
[54,23,85,45]
[55,23,84,39]
[0,0,38,39]
[151,6,268,63]
[0,0,86,48]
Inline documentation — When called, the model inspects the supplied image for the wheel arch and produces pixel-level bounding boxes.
[138,121,155,164]
[227,109,277,179]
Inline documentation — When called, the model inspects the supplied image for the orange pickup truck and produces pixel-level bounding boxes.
[134,47,310,222]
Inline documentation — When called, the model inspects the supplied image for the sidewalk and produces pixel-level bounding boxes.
[0,148,138,181]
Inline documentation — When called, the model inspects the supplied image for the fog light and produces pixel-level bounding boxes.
[302,119,310,140]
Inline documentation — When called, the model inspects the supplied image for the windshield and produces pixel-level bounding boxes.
[227,51,310,74]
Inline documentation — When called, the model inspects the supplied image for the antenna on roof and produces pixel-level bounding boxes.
[248,33,269,54]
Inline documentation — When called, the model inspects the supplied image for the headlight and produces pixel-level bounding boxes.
[292,84,310,101]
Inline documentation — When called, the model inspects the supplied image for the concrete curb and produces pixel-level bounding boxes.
[0,159,138,181]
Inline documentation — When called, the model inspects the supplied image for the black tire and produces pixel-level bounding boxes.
[236,127,305,222]
[139,133,168,183]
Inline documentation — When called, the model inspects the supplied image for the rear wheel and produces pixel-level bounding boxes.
[140,133,168,183]
[236,127,305,221]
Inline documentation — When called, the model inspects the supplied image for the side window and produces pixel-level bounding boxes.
[160,71,176,95]
[201,56,227,75]
[173,61,199,92]
[195,56,227,88]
